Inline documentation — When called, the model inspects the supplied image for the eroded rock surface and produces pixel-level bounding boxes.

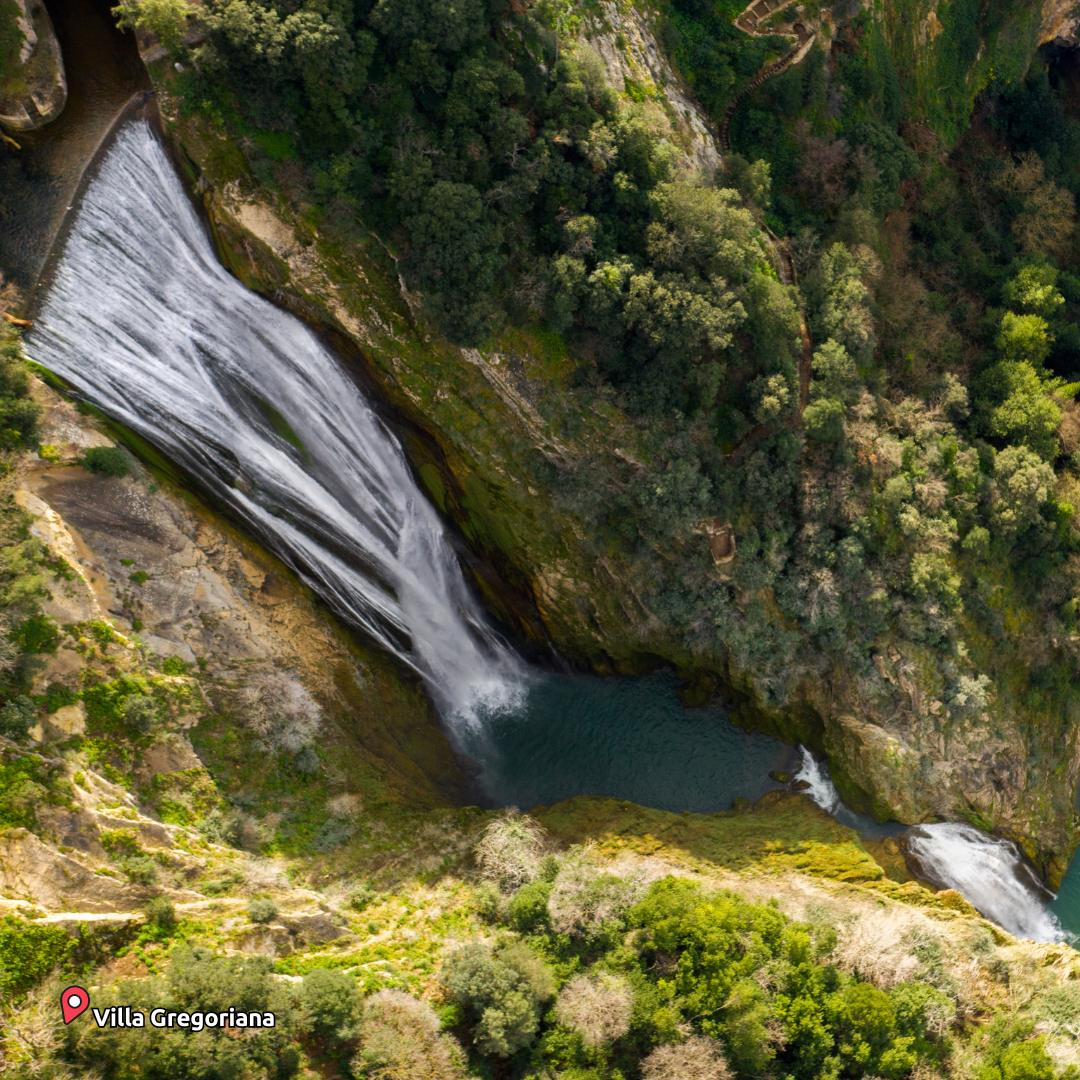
[0,0,67,131]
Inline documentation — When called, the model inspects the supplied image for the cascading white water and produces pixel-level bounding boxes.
[28,120,526,726]
[794,745,840,813]
[794,748,1066,941]
[25,120,1076,938]
[905,823,1066,943]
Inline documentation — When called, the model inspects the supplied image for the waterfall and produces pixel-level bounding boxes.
[794,746,840,813]
[905,823,1066,944]
[28,120,526,727]
[794,748,1065,941]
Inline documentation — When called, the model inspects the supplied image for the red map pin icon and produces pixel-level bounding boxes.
[60,986,90,1024]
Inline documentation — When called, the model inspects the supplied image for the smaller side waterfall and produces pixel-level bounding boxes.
[794,746,840,813]
[794,748,1065,942]
[905,824,1066,944]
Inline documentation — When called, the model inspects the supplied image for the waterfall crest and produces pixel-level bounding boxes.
[28,121,525,726]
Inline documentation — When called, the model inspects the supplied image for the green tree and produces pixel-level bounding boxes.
[981,1038,1056,1080]
[989,445,1055,538]
[299,968,362,1042]
[1003,263,1065,317]
[442,941,554,1057]
[996,311,1052,366]
[404,181,501,344]
[112,0,191,53]
[976,360,1062,460]
[804,398,845,442]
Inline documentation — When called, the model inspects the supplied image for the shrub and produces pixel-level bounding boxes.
[247,897,279,924]
[471,882,501,922]
[294,745,321,773]
[311,815,355,853]
[474,810,548,891]
[0,695,36,739]
[349,884,378,911]
[119,693,158,734]
[144,897,177,932]
[239,669,322,753]
[507,880,552,932]
[0,915,75,999]
[553,972,633,1047]
[101,828,141,855]
[298,967,361,1041]
[81,446,132,477]
[160,655,189,675]
[547,856,652,937]
[120,855,159,885]
[11,617,60,654]
[352,989,466,1080]
[640,1035,733,1080]
[442,941,554,1057]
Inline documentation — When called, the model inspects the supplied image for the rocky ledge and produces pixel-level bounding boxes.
[0,0,67,132]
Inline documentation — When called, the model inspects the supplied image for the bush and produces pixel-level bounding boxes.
[81,446,132,477]
[0,695,36,739]
[640,1035,733,1080]
[311,815,356,853]
[144,897,177,932]
[442,941,554,1058]
[0,915,75,999]
[298,967,361,1041]
[507,880,552,932]
[547,856,650,938]
[119,693,158,734]
[247,897,279,924]
[120,855,159,885]
[474,810,548,891]
[352,989,466,1080]
[239,669,322,754]
[349,884,378,911]
[553,972,633,1047]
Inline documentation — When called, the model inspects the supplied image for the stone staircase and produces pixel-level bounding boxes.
[719,0,815,152]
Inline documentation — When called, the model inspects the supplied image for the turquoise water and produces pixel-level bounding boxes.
[460,673,796,813]
[1050,864,1080,940]
[1049,813,1080,940]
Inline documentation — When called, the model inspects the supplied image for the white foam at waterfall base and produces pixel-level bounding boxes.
[28,120,526,730]
[906,823,1067,944]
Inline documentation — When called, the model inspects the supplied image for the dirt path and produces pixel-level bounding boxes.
[716,0,815,451]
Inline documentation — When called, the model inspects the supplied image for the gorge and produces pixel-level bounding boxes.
[6,0,1080,1076]
[28,114,1079,952]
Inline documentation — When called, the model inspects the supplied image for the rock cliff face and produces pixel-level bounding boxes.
[1039,0,1080,47]
[0,0,67,131]
[149,72,1080,882]
[578,0,721,175]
